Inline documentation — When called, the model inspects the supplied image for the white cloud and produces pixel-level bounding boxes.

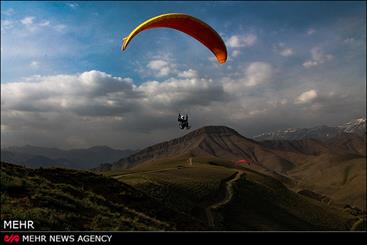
[147,60,168,70]
[21,16,35,26]
[1,71,136,115]
[147,60,170,76]
[295,89,318,104]
[244,62,273,87]
[303,47,333,68]
[18,16,55,32]
[146,58,177,77]
[223,62,273,94]
[226,34,257,48]
[178,69,198,79]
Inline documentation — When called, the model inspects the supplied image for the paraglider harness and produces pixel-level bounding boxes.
[178,113,191,130]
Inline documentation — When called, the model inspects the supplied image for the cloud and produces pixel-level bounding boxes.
[20,16,41,32]
[21,16,35,26]
[244,62,273,87]
[178,69,199,79]
[223,62,273,95]
[16,16,57,32]
[274,43,294,57]
[303,47,333,68]
[146,58,177,77]
[1,71,138,115]
[1,69,225,121]
[39,20,50,27]
[226,34,257,48]
[295,89,318,104]
[1,70,227,148]
[67,3,79,9]
[1,67,364,148]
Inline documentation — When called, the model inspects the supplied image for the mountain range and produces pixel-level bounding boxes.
[2,119,366,230]
[1,145,134,169]
[253,118,366,141]
[95,123,365,211]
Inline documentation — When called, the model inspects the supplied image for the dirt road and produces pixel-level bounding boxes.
[206,170,244,227]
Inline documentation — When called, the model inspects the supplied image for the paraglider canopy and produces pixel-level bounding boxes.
[122,13,227,64]
[235,159,251,167]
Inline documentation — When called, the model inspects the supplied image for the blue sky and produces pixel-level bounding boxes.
[2,1,365,83]
[1,1,366,149]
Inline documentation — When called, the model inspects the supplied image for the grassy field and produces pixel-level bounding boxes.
[115,160,237,220]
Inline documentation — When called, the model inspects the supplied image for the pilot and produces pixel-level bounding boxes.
[178,113,190,130]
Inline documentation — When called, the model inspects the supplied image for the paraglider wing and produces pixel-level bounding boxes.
[235,159,251,166]
[122,13,227,64]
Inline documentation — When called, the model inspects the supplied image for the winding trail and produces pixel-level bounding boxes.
[206,170,244,227]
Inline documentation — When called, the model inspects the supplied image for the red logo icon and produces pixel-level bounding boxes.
[4,234,20,243]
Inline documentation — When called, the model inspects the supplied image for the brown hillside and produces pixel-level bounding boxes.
[111,126,294,174]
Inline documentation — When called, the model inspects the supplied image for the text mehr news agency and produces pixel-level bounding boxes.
[2,220,112,243]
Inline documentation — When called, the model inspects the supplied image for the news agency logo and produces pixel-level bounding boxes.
[4,234,20,244]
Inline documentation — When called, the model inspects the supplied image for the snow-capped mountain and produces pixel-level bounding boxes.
[338,118,366,135]
[253,118,366,141]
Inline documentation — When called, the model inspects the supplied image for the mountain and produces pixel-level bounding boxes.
[258,134,366,210]
[0,150,74,168]
[253,118,366,141]
[97,125,366,212]
[260,133,366,157]
[1,145,135,169]
[338,118,366,135]
[99,126,296,174]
